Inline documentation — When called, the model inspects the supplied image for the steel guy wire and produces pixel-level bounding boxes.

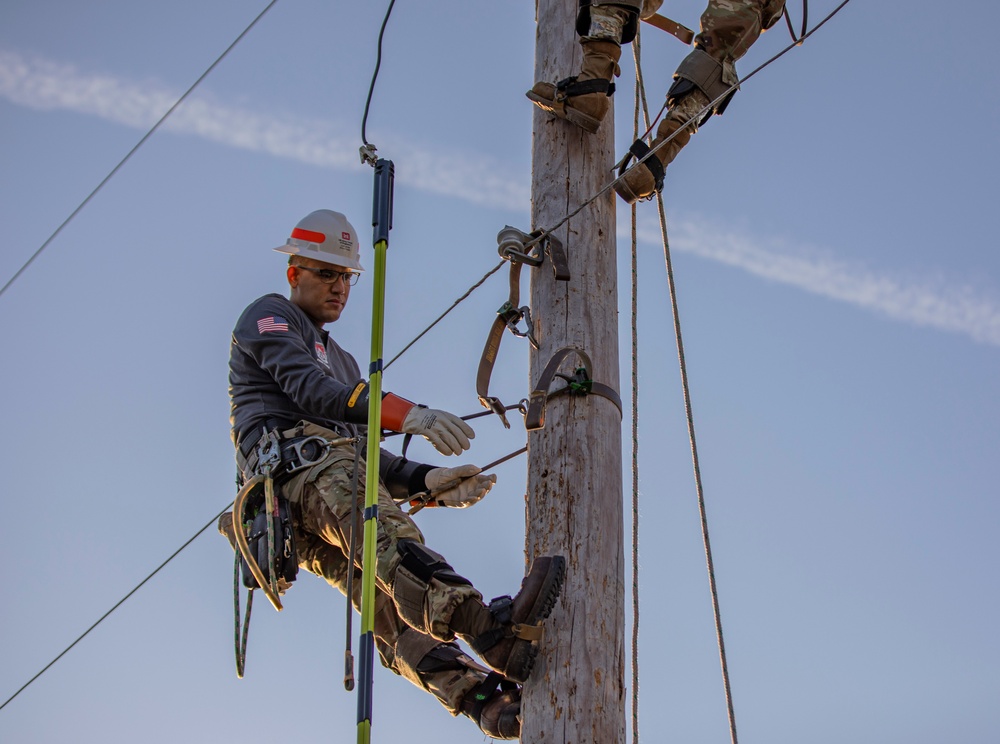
[384,259,505,369]
[0,0,280,302]
[0,503,234,712]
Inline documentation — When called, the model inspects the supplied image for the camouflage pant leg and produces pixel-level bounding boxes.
[294,528,404,669]
[696,0,787,82]
[655,88,711,168]
[295,530,486,715]
[290,450,481,641]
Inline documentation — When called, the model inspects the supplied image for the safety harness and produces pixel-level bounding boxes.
[231,425,353,676]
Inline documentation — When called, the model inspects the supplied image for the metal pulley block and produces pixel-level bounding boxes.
[496,225,570,281]
[497,225,542,266]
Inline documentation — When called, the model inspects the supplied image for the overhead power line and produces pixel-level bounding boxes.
[0,0,280,301]
[1,0,854,716]
[0,504,233,712]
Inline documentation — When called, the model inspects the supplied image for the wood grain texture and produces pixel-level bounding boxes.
[522,1,626,741]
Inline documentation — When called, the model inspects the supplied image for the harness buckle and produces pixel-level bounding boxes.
[479,395,512,429]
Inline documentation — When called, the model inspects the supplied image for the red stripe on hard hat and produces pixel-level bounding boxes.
[291,227,326,243]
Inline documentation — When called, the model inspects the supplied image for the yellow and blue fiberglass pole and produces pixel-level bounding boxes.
[358,157,393,744]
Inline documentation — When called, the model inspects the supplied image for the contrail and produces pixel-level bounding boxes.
[0,49,528,211]
[3,49,999,346]
[644,218,1000,347]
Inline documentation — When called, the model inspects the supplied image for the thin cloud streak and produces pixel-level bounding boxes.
[0,49,527,211]
[4,49,999,346]
[648,218,1000,347]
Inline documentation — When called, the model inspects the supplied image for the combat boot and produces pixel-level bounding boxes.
[613,88,709,204]
[526,40,622,133]
[460,673,521,740]
[451,555,566,684]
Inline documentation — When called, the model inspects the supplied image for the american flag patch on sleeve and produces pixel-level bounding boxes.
[257,316,289,334]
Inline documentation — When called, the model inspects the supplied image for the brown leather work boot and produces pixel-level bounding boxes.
[613,89,709,204]
[456,555,566,684]
[461,673,521,740]
[526,40,622,133]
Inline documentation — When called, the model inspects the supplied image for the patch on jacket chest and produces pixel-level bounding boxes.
[315,342,330,368]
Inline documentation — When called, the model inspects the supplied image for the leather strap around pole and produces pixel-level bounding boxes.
[641,13,695,45]
[525,347,623,431]
[476,261,524,426]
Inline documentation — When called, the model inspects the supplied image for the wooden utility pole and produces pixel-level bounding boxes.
[522,0,625,741]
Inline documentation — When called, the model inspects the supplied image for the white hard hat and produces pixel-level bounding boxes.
[274,209,364,271]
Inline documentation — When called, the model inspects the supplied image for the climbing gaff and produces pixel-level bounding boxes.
[232,474,283,612]
[357,157,394,744]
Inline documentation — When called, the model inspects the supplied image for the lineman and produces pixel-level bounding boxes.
[222,210,565,739]
[527,0,787,202]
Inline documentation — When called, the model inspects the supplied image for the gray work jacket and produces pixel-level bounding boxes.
[228,293,426,493]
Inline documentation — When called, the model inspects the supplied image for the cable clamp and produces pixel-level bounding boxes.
[359,143,378,167]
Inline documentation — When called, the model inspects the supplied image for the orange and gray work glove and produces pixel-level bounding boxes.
[421,465,496,508]
[399,405,474,456]
[346,384,475,456]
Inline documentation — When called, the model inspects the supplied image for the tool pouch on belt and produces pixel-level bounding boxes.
[240,491,298,590]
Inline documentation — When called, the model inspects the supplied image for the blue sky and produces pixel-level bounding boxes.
[1,1,998,742]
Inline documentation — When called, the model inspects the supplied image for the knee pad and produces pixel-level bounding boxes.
[577,1,640,44]
[668,48,736,120]
[392,539,471,630]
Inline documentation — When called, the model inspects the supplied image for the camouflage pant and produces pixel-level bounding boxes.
[235,422,486,714]
[696,0,786,78]
[295,530,487,714]
[650,0,785,168]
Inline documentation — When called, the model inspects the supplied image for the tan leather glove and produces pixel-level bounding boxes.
[401,406,474,456]
[423,465,496,508]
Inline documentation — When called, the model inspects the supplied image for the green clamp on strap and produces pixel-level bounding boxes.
[525,347,622,431]
[564,367,593,395]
